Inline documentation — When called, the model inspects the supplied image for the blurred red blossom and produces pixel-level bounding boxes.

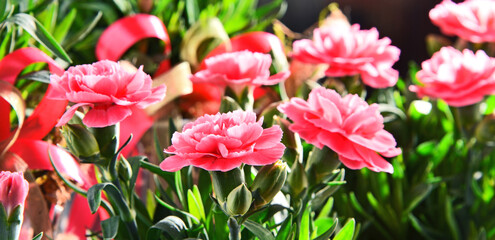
[410,46,495,107]
[430,0,495,43]
[292,24,400,88]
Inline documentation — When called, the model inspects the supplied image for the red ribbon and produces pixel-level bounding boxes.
[96,14,172,75]
[0,47,67,141]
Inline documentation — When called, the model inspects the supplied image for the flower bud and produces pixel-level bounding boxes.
[61,124,100,161]
[287,161,308,198]
[210,168,245,204]
[0,171,29,240]
[226,184,252,216]
[118,157,133,182]
[250,160,288,208]
[0,171,29,214]
[306,146,340,185]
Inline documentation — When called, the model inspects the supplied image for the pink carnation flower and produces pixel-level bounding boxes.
[292,24,400,88]
[0,171,29,215]
[191,50,290,93]
[278,87,401,173]
[160,110,285,172]
[48,60,166,128]
[410,46,495,107]
[430,0,495,43]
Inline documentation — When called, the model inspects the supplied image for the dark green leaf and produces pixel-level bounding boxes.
[63,11,102,50]
[102,216,119,239]
[243,220,275,240]
[18,70,50,84]
[31,232,43,240]
[7,13,72,63]
[53,8,76,42]
[275,215,293,240]
[147,216,187,240]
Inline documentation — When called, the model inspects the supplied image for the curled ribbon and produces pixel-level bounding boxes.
[96,14,172,75]
[0,47,67,140]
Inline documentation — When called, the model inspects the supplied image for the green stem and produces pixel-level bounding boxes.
[228,217,241,240]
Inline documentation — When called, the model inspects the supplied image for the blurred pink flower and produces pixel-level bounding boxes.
[292,24,400,88]
[191,50,290,93]
[430,0,495,43]
[0,171,29,214]
[160,110,285,172]
[278,87,401,173]
[410,46,495,107]
[48,60,166,128]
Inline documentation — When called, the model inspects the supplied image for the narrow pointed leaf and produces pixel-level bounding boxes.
[7,13,72,62]
[243,220,275,240]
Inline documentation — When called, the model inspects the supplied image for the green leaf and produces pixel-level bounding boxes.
[63,11,102,50]
[154,194,200,223]
[53,8,76,42]
[187,188,203,223]
[299,204,311,240]
[18,70,50,84]
[243,220,275,240]
[127,156,143,194]
[317,197,334,220]
[87,183,133,222]
[147,216,188,240]
[102,216,119,239]
[314,218,337,240]
[333,219,355,240]
[275,215,293,240]
[31,232,43,240]
[0,0,12,22]
[7,13,72,63]
[185,0,199,25]
[192,185,206,221]
[405,183,432,213]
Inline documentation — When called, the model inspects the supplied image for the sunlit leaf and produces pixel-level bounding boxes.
[7,13,72,63]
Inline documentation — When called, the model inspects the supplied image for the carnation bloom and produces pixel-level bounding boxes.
[48,60,166,128]
[409,46,495,107]
[190,50,290,93]
[0,171,29,214]
[430,0,495,43]
[160,110,285,172]
[292,24,400,88]
[278,87,401,173]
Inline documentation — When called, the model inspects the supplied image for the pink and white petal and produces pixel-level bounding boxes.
[259,70,291,85]
[254,125,283,149]
[317,132,363,161]
[83,105,132,128]
[352,144,394,173]
[227,123,263,145]
[190,156,241,172]
[66,91,112,103]
[338,155,368,170]
[135,84,167,108]
[289,124,322,148]
[236,142,285,165]
[160,155,191,172]
[56,103,92,127]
